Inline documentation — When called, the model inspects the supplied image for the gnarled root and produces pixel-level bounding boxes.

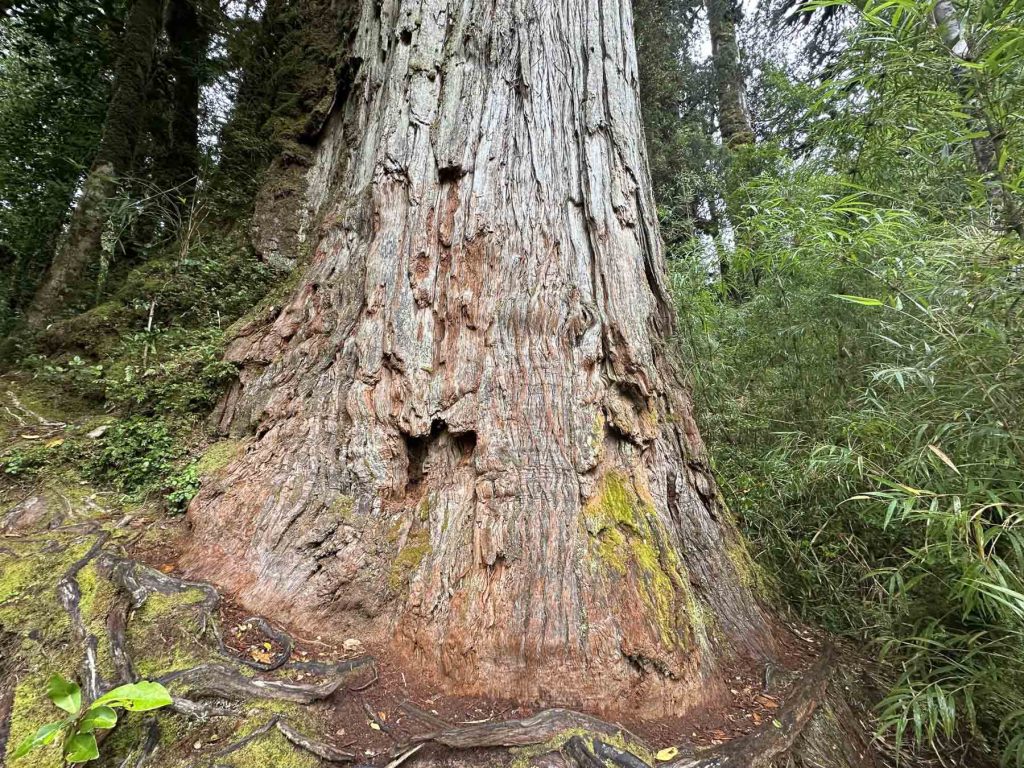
[29,528,865,768]
[41,539,367,764]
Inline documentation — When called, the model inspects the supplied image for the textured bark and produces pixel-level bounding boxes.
[707,0,753,149]
[185,0,776,718]
[25,0,163,329]
[932,0,1022,238]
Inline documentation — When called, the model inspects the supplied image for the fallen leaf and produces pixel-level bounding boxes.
[159,564,175,573]
[251,650,273,664]
[368,721,381,731]
[45,438,64,448]
[655,747,678,761]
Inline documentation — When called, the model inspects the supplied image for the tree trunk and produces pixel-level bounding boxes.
[162,0,206,201]
[184,0,778,718]
[707,0,753,149]
[932,0,1022,238]
[24,0,163,329]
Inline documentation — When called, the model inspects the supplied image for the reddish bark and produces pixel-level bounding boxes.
[184,0,777,718]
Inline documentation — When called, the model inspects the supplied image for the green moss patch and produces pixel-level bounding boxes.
[389,531,431,592]
[582,472,700,649]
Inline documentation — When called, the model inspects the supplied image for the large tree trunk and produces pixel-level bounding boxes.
[24,0,163,329]
[184,0,777,718]
[161,0,206,202]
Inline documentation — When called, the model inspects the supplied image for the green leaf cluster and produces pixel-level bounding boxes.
[13,674,171,764]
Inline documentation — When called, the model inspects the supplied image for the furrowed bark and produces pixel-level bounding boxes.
[185,0,777,719]
[25,0,164,329]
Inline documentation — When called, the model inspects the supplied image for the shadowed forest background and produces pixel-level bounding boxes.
[1,0,1023,765]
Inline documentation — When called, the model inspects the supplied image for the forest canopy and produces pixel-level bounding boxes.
[1,0,1023,766]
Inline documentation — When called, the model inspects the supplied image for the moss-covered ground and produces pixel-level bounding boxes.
[0,378,336,768]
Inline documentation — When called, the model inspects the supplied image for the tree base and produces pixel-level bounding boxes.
[1,496,882,768]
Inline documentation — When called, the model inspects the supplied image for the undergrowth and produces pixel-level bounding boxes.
[676,175,1024,765]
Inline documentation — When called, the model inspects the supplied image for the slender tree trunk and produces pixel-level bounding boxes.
[184,0,778,718]
[24,0,163,329]
[706,0,753,293]
[707,0,753,149]
[932,0,1022,238]
[633,0,699,241]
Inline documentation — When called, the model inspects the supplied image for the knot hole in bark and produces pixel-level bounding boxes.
[402,420,477,497]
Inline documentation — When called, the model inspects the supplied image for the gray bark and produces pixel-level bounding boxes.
[185,0,775,718]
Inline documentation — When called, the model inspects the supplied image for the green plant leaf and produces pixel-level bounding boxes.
[64,732,99,763]
[830,293,884,307]
[79,705,117,733]
[46,674,81,715]
[11,720,65,759]
[90,681,172,712]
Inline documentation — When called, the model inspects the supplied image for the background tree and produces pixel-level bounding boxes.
[24,0,164,329]
[0,0,121,334]
[707,0,754,148]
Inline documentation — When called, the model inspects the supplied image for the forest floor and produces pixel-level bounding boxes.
[0,373,840,768]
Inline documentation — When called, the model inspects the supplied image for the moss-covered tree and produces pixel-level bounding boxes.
[708,0,753,148]
[25,0,164,329]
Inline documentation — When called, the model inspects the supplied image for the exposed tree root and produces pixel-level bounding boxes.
[41,538,372,764]
[203,717,356,765]
[667,649,833,767]
[382,651,841,768]
[591,738,654,768]
[21,524,844,768]
[0,630,19,760]
[206,716,281,761]
[57,530,110,700]
[408,708,646,750]
[117,716,160,768]
[160,661,365,704]
[278,719,358,762]
[106,590,136,684]
[230,615,294,671]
